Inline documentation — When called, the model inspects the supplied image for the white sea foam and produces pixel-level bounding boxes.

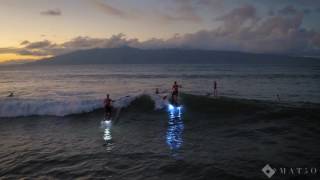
[0,92,169,118]
[0,98,101,117]
[149,93,170,110]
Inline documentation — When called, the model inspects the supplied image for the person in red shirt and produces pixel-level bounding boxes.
[171,81,182,105]
[104,94,114,119]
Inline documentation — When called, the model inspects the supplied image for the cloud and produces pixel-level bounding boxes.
[0,40,60,57]
[1,34,139,57]
[0,47,48,56]
[258,0,320,8]
[0,47,19,54]
[160,14,201,23]
[2,4,320,58]
[206,5,317,54]
[172,0,224,12]
[215,4,258,34]
[88,0,224,23]
[16,49,49,56]
[90,0,130,18]
[20,40,30,46]
[61,34,139,51]
[139,5,320,54]
[89,0,202,22]
[278,5,298,15]
[40,9,62,16]
[159,0,225,23]
[161,0,202,23]
[268,9,275,16]
[303,9,312,14]
[288,0,320,7]
[216,4,257,22]
[196,0,224,9]
[25,40,54,49]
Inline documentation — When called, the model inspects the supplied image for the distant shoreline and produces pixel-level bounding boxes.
[21,47,320,65]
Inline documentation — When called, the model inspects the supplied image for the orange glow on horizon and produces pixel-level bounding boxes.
[0,53,51,63]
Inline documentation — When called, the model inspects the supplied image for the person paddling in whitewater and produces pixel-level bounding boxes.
[171,81,182,106]
[104,94,114,120]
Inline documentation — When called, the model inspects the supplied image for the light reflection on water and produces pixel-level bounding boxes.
[101,120,113,152]
[166,105,184,154]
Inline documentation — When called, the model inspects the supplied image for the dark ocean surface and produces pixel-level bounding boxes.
[1,94,320,179]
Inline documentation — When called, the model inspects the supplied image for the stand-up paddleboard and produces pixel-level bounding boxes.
[104,118,112,122]
[103,114,112,122]
[101,119,112,129]
[167,93,183,118]
[103,111,112,123]
[169,93,181,106]
[168,103,183,118]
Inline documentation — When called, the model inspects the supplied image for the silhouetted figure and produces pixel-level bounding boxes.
[163,95,168,100]
[213,81,218,97]
[155,88,159,94]
[172,81,182,105]
[104,94,114,120]
[8,92,14,97]
[277,94,281,102]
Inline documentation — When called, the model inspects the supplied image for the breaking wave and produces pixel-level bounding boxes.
[0,93,169,118]
[2,92,318,118]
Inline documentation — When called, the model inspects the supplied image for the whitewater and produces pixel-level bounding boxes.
[0,92,168,117]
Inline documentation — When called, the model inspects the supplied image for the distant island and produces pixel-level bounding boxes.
[29,46,318,65]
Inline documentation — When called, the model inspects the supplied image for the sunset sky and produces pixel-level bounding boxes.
[1,0,320,62]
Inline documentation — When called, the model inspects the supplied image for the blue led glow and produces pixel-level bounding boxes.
[166,104,184,152]
[168,104,174,111]
[167,104,183,118]
[166,117,184,150]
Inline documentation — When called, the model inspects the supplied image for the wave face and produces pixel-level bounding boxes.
[0,93,169,118]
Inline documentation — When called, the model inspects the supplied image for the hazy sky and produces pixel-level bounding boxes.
[0,0,320,62]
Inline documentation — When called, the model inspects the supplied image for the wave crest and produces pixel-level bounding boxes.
[0,93,168,118]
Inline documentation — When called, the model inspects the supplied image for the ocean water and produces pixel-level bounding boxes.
[1,63,320,179]
[0,63,319,117]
